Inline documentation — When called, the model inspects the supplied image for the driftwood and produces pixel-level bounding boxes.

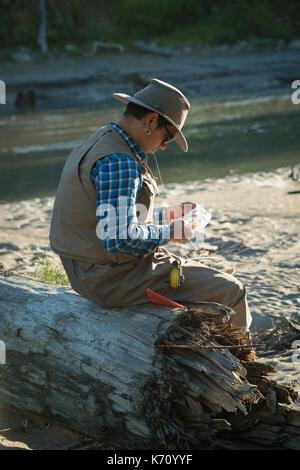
[0,273,299,450]
[254,317,300,353]
[134,40,174,57]
[88,41,125,55]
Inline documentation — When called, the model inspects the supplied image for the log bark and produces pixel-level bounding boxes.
[0,273,299,449]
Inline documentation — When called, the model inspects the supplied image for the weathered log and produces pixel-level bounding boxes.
[0,273,299,449]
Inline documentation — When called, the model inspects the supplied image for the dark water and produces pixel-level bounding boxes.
[0,95,299,202]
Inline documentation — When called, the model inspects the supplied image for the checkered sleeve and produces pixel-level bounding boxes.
[90,154,171,255]
[153,205,168,225]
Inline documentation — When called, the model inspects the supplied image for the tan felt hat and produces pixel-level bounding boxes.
[113,78,190,152]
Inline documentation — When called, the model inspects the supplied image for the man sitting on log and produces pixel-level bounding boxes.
[49,78,252,333]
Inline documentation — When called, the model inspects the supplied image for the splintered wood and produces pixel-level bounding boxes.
[147,303,300,449]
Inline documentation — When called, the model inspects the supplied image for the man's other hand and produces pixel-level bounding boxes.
[166,201,198,223]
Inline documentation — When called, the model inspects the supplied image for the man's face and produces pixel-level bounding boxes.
[145,123,177,153]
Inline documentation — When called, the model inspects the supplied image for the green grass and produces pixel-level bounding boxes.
[34,256,70,286]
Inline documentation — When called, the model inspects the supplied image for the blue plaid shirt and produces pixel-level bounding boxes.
[90,122,170,256]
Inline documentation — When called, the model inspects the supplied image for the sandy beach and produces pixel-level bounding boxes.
[0,164,299,449]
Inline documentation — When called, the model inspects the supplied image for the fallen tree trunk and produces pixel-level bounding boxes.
[0,273,299,449]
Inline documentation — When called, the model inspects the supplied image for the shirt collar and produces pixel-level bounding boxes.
[108,122,148,162]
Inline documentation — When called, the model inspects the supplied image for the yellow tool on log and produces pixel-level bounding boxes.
[170,260,185,289]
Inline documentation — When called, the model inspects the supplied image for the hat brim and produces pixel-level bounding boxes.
[113,93,188,152]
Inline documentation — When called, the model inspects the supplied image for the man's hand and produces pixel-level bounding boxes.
[170,219,194,243]
[166,201,197,223]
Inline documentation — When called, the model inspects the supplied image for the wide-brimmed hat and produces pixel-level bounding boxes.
[113,78,190,152]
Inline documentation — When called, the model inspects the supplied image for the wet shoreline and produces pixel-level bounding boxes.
[1,46,299,116]
[1,92,299,203]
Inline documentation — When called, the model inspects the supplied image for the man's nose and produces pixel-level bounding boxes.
[159,143,167,151]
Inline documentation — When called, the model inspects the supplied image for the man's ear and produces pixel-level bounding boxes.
[144,112,159,129]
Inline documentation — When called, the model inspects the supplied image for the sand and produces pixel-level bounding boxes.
[0,164,299,449]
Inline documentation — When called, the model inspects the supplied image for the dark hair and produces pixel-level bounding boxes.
[123,102,170,128]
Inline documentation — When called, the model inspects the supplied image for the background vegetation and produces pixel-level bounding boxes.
[0,0,299,54]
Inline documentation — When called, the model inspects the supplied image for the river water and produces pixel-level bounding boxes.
[0,93,299,202]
